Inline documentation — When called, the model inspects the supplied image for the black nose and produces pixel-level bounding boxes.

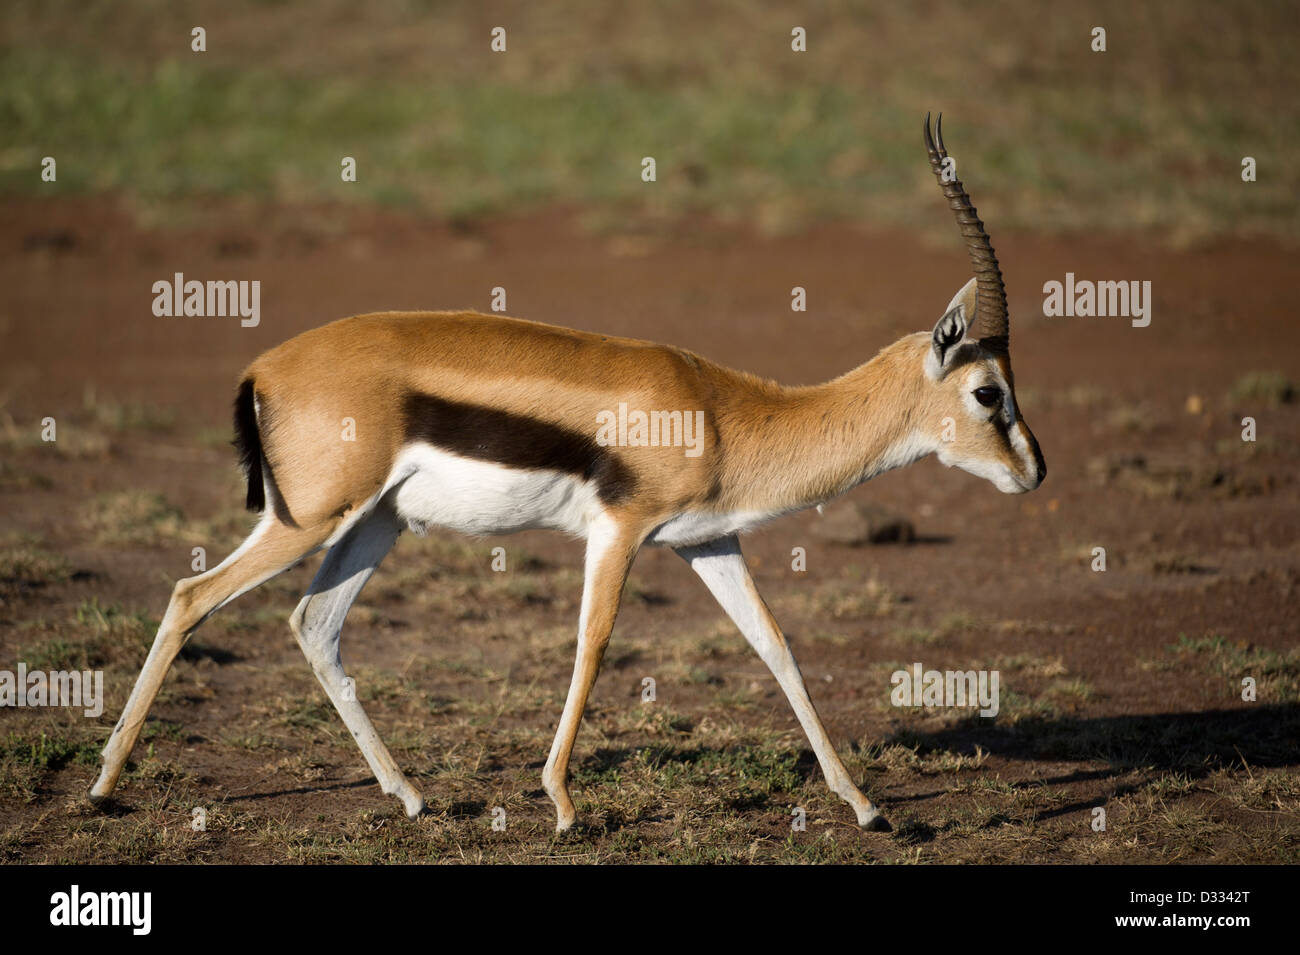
[1030,435,1046,484]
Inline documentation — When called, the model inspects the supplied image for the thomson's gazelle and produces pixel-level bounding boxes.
[92,116,1044,832]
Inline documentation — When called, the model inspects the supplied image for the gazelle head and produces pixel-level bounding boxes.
[918,114,1045,494]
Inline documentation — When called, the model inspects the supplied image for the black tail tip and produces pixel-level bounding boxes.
[233,379,265,513]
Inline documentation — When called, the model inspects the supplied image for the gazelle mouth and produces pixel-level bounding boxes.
[1012,471,1043,493]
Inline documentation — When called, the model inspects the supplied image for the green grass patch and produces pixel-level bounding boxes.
[1168,633,1300,701]
[79,491,186,546]
[0,730,102,801]
[1230,371,1297,407]
[3,0,1298,239]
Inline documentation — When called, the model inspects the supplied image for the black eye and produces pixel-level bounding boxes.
[974,386,1002,407]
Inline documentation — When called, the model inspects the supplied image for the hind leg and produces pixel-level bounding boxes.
[287,506,423,817]
[91,514,335,803]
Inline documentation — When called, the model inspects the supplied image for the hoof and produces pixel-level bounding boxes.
[392,788,426,819]
[860,813,892,833]
[85,789,125,815]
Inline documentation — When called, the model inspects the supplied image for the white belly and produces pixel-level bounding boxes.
[646,508,774,547]
[379,444,783,548]
[386,444,604,539]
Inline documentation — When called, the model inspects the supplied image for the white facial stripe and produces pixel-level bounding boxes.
[1009,420,1040,479]
[962,368,1010,421]
[954,365,1038,492]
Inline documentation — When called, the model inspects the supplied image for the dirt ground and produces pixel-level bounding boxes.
[1,197,1297,863]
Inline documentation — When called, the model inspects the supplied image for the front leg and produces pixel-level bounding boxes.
[674,535,890,831]
[542,516,640,831]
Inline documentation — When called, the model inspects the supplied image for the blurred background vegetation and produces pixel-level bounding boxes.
[1,0,1296,241]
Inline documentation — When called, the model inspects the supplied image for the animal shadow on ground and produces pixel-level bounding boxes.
[882,704,1300,842]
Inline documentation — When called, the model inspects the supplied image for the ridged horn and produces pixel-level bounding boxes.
[924,112,1008,345]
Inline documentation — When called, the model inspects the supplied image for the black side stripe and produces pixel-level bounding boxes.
[402,392,637,505]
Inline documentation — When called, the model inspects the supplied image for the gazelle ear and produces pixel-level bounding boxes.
[928,303,968,378]
[927,277,978,379]
[944,276,979,318]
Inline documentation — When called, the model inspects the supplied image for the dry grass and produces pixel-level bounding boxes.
[1,372,1297,862]
[1230,371,1297,408]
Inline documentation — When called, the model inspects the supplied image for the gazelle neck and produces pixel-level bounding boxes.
[717,334,933,515]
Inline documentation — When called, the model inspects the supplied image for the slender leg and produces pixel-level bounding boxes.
[91,514,335,803]
[542,516,639,831]
[674,535,890,831]
[287,507,424,817]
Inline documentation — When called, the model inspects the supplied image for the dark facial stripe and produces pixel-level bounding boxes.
[402,392,637,505]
